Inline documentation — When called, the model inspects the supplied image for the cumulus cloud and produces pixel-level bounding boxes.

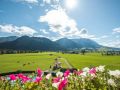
[0,24,37,36]
[93,35,109,41]
[39,9,70,29]
[43,0,59,4]
[38,8,92,39]
[99,40,120,48]
[43,0,51,4]
[80,28,88,34]
[40,29,49,34]
[113,27,120,34]
[100,35,108,39]
[17,0,38,4]
[40,0,60,9]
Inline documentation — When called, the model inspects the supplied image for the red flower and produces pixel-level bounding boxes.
[9,74,16,81]
[58,78,67,90]
[37,68,42,77]
[21,76,31,83]
[34,76,42,83]
[64,70,70,77]
[74,70,83,76]
[89,68,96,74]
[53,77,61,83]
[17,73,24,79]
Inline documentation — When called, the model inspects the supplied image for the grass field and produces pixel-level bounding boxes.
[0,52,120,73]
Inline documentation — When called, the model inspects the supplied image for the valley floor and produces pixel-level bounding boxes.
[0,52,120,73]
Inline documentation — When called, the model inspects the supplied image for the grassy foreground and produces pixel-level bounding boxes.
[0,52,120,73]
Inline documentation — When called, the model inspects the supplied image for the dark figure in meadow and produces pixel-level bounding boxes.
[52,58,62,70]
[81,49,86,55]
[23,64,26,67]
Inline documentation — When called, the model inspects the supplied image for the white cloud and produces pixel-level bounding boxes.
[80,28,88,34]
[113,27,120,34]
[39,9,93,39]
[99,40,120,48]
[39,9,69,29]
[17,0,38,4]
[0,24,14,33]
[43,0,59,4]
[40,29,49,34]
[17,26,37,36]
[100,35,108,39]
[43,0,51,4]
[41,0,62,10]
[0,24,37,36]
[93,35,109,41]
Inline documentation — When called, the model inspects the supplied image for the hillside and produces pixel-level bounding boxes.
[0,36,64,51]
[0,36,18,43]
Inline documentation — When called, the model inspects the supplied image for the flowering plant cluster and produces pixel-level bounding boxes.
[0,66,120,90]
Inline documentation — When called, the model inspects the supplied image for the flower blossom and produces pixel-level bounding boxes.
[56,72,63,77]
[52,82,60,88]
[53,77,61,83]
[17,73,24,79]
[58,78,67,90]
[82,67,90,72]
[64,70,70,77]
[34,76,42,83]
[46,73,51,80]
[37,68,42,77]
[96,65,105,72]
[89,68,96,74]
[108,70,120,78]
[74,70,83,76]
[9,74,16,81]
[21,76,31,83]
[108,79,116,87]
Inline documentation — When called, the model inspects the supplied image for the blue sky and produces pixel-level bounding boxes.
[0,0,120,48]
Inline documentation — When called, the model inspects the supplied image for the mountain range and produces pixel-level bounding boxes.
[0,36,115,51]
[0,36,18,43]
[56,38,101,49]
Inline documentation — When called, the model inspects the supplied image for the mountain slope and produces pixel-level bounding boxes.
[0,36,18,43]
[55,38,79,49]
[0,36,64,51]
[71,38,101,48]
[55,38,101,49]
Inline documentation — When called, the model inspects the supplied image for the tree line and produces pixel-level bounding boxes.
[101,51,120,56]
[0,49,40,54]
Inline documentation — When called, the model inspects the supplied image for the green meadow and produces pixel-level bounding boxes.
[0,52,120,73]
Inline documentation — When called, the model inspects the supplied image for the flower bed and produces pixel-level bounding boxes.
[0,66,120,90]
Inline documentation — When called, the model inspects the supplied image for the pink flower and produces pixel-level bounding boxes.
[37,68,42,77]
[64,70,70,77]
[34,76,42,83]
[21,76,31,83]
[58,78,67,90]
[17,73,24,79]
[74,70,83,76]
[89,68,96,74]
[46,73,51,80]
[53,77,61,83]
[9,74,16,81]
